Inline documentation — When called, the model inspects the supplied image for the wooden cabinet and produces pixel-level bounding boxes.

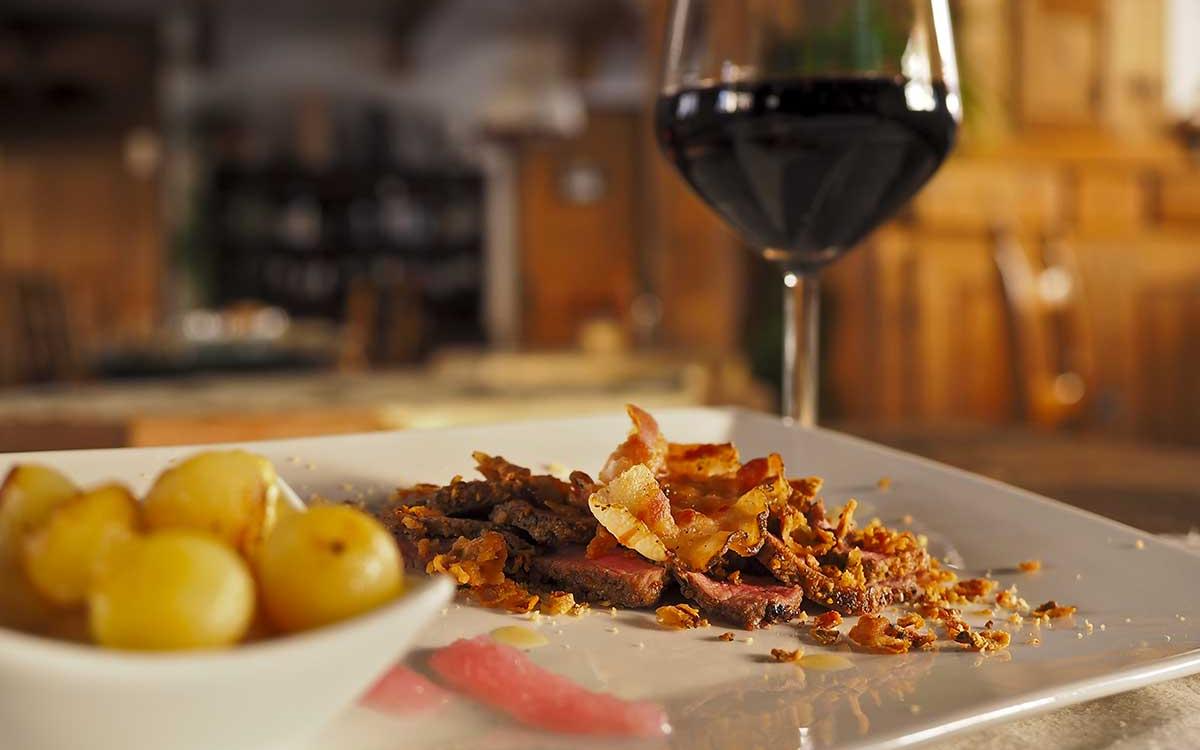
[0,138,161,356]
[515,112,640,347]
[0,18,160,369]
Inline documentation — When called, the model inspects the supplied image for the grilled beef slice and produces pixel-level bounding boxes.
[489,500,597,547]
[527,548,668,608]
[385,510,535,575]
[674,570,805,630]
[756,533,896,615]
[399,455,588,517]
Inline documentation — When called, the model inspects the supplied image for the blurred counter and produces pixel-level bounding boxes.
[0,350,769,451]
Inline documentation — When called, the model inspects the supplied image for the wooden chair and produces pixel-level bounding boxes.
[991,224,1095,428]
[337,275,427,371]
[824,226,1014,424]
[0,273,79,386]
[1136,276,1200,445]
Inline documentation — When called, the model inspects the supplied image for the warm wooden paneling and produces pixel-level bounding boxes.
[642,0,746,353]
[825,227,1014,424]
[1158,172,1200,224]
[1074,168,1148,236]
[516,113,639,346]
[0,138,161,354]
[911,160,1066,233]
[1017,0,1102,126]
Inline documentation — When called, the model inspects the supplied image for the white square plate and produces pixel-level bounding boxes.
[6,408,1198,749]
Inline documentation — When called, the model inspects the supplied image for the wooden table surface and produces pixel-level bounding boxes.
[838,423,1200,535]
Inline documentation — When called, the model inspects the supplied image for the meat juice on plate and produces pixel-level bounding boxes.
[656,76,957,269]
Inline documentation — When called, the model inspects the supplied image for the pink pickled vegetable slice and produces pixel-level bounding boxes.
[361,664,451,715]
[428,636,670,738]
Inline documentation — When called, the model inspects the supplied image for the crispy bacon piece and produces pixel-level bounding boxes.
[599,405,668,482]
[735,454,784,493]
[666,442,741,479]
[587,465,675,562]
[592,465,770,571]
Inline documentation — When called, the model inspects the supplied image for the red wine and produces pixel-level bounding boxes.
[656,76,956,270]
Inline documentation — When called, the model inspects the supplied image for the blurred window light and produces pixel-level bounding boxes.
[251,307,290,340]
[182,310,223,342]
[1037,267,1074,306]
[1166,0,1200,117]
[1052,372,1086,406]
[123,128,162,180]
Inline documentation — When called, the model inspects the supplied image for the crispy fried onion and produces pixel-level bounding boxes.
[848,614,935,654]
[588,464,771,570]
[426,532,538,613]
[427,533,506,585]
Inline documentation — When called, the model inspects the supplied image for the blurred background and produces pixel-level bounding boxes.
[0,1,1197,527]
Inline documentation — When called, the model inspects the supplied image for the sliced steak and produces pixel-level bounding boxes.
[757,534,895,615]
[527,548,668,608]
[854,549,924,602]
[388,510,532,553]
[399,456,590,517]
[674,570,805,630]
[386,510,536,576]
[489,500,596,547]
[397,479,518,517]
[393,535,452,572]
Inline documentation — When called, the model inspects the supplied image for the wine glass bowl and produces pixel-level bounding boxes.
[655,0,961,424]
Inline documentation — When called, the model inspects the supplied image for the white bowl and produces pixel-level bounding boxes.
[0,573,454,750]
[0,473,454,750]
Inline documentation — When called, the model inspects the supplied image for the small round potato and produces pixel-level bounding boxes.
[0,464,79,561]
[257,505,402,633]
[142,451,279,557]
[89,530,255,650]
[22,484,139,608]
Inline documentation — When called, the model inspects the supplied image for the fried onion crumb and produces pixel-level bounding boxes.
[1018,559,1042,573]
[538,590,576,616]
[656,604,710,630]
[955,628,1011,652]
[1031,600,1077,619]
[848,614,935,654]
[770,647,805,663]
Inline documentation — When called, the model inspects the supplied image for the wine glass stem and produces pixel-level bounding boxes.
[782,270,819,427]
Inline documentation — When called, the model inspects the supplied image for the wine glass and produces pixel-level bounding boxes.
[656,0,961,426]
